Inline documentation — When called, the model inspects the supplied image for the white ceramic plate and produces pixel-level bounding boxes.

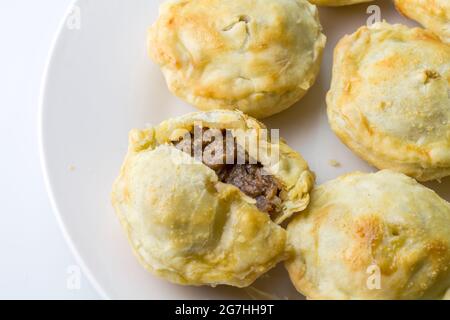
[39,0,450,300]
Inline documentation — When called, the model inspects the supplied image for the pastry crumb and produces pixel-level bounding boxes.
[329,160,341,168]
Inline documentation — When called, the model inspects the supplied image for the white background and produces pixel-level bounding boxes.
[0,0,99,299]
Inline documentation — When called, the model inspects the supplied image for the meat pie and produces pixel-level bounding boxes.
[112,110,314,287]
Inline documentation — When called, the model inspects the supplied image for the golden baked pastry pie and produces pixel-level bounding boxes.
[395,0,450,43]
[309,0,373,6]
[112,110,314,287]
[327,22,450,182]
[286,170,450,300]
[148,0,326,119]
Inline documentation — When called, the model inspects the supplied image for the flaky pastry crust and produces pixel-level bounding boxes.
[395,0,450,43]
[286,170,450,300]
[148,0,326,119]
[327,22,450,181]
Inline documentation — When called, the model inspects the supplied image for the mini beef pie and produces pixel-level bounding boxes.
[327,22,450,181]
[286,170,450,300]
[308,0,373,6]
[148,0,326,119]
[394,0,450,43]
[112,110,314,287]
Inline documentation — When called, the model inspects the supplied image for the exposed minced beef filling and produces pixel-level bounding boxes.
[173,127,282,216]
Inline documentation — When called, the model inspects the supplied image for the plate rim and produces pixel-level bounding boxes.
[38,0,109,300]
